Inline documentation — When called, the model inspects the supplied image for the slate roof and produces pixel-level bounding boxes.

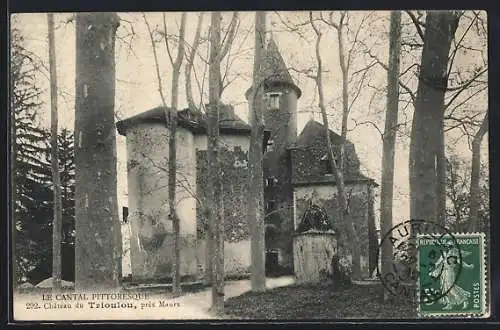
[116,105,251,136]
[289,119,343,149]
[290,119,377,186]
[246,39,302,99]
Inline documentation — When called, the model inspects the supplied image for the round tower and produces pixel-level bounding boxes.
[246,38,302,272]
[246,38,302,154]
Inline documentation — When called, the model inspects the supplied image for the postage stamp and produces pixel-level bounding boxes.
[417,232,488,318]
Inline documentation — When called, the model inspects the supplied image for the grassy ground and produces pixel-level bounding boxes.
[224,283,418,320]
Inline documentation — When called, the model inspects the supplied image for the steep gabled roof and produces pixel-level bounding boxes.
[289,119,377,186]
[289,119,342,149]
[116,105,251,136]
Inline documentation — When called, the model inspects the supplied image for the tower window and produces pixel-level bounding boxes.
[123,206,129,223]
[266,138,275,152]
[266,92,282,110]
[266,177,278,187]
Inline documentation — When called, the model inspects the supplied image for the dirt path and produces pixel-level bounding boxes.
[174,276,296,319]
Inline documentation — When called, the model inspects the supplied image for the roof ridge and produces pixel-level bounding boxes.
[116,105,251,136]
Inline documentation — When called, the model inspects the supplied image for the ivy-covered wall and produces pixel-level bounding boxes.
[291,126,362,185]
[196,143,250,242]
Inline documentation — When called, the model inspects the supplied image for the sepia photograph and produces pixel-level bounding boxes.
[10,10,489,321]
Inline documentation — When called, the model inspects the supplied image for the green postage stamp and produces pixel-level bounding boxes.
[417,232,488,318]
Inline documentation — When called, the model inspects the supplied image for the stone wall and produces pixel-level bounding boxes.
[126,123,198,279]
[196,239,251,276]
[293,231,337,283]
[294,183,377,279]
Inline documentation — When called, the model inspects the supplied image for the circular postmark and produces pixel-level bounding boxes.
[376,219,463,304]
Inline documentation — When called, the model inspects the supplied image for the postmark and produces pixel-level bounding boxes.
[377,219,461,302]
[417,232,487,317]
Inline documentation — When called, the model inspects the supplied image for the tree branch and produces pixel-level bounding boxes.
[217,12,239,62]
[405,11,425,42]
[143,13,168,107]
[162,13,175,66]
[365,49,416,103]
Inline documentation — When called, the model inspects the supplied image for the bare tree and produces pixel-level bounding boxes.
[380,10,401,301]
[409,11,460,225]
[309,12,360,277]
[309,11,362,280]
[365,11,486,228]
[469,113,488,232]
[74,13,122,289]
[165,12,187,298]
[47,13,63,290]
[143,12,187,296]
[247,11,267,293]
[207,11,238,315]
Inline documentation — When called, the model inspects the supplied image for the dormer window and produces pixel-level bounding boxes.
[266,92,282,110]
[320,153,336,175]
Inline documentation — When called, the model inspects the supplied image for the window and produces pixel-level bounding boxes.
[266,138,275,152]
[122,206,129,223]
[266,200,276,211]
[266,92,282,109]
[320,153,336,175]
[266,177,278,187]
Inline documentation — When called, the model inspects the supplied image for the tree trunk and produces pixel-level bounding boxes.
[47,13,63,290]
[309,13,355,279]
[208,11,225,315]
[409,11,459,225]
[74,13,122,290]
[168,12,187,298]
[469,113,488,232]
[436,117,447,226]
[336,15,362,281]
[380,10,401,301]
[247,11,267,293]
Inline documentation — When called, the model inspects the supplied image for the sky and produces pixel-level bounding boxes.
[11,11,489,231]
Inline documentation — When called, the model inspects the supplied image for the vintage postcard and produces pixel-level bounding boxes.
[10,10,490,321]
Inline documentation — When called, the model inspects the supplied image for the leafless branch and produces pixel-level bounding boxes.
[217,12,239,62]
[162,13,175,66]
[365,48,416,103]
[405,11,425,41]
[349,119,383,139]
[185,12,204,111]
[143,13,168,107]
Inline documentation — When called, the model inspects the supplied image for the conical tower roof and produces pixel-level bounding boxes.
[246,38,302,99]
[263,39,294,83]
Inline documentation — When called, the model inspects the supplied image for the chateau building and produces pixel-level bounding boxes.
[116,39,378,281]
